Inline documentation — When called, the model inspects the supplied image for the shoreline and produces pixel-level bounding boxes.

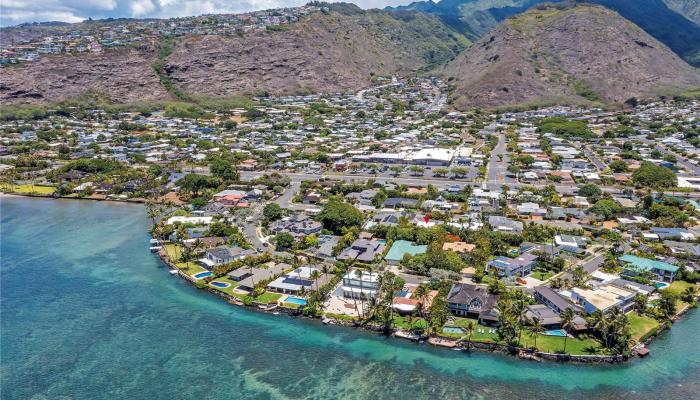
[156,248,676,365]
[4,192,689,364]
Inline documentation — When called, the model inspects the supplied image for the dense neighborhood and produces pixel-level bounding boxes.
[2,74,700,362]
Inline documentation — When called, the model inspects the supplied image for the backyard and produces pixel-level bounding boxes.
[628,312,660,342]
[442,317,603,354]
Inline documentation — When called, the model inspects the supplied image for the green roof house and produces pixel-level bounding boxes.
[385,240,427,266]
[619,255,679,283]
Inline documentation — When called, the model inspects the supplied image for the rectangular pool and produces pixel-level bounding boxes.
[285,297,307,306]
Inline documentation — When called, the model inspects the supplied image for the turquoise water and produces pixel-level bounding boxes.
[210,281,230,288]
[193,271,213,279]
[2,196,700,399]
[285,296,307,306]
[443,327,465,335]
[544,329,568,337]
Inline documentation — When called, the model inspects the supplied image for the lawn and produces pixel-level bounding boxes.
[255,291,282,304]
[448,317,500,342]
[208,277,240,296]
[531,271,555,281]
[520,333,602,355]
[1,184,56,194]
[628,312,660,342]
[175,262,207,275]
[392,315,428,331]
[663,281,696,297]
[444,317,602,354]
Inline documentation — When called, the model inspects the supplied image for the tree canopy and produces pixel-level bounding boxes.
[317,200,364,234]
[632,162,677,189]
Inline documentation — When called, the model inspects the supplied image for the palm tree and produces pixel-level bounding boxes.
[413,283,429,319]
[310,269,321,300]
[560,308,577,354]
[528,317,545,350]
[462,320,475,351]
[633,293,648,315]
[175,225,188,266]
[512,298,528,346]
[588,310,608,348]
[683,286,698,303]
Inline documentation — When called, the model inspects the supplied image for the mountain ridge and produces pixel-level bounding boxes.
[388,0,700,67]
[442,4,700,110]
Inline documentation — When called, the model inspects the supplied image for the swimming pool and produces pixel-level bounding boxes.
[443,327,464,335]
[543,329,567,337]
[655,282,670,289]
[285,297,307,306]
[193,271,213,280]
[210,281,230,288]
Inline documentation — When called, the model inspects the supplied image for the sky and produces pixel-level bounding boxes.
[0,0,412,27]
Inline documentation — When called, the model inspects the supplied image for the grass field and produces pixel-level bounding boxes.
[663,281,696,297]
[628,312,660,342]
[531,271,555,281]
[392,315,428,331]
[256,292,282,304]
[1,184,56,194]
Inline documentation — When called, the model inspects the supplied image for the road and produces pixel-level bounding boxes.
[640,139,700,175]
[486,133,509,190]
[580,145,607,170]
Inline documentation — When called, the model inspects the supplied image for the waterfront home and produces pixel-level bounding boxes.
[392,284,438,315]
[524,304,563,328]
[337,238,386,263]
[202,246,255,267]
[619,254,679,282]
[166,216,213,225]
[487,253,538,277]
[571,284,636,314]
[341,268,380,300]
[229,262,290,291]
[533,286,582,314]
[267,265,330,294]
[384,240,427,265]
[446,284,499,325]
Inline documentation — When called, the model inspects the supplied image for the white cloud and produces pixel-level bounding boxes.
[130,0,156,16]
[0,0,411,27]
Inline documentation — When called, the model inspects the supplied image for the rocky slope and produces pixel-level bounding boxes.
[0,5,469,105]
[164,7,468,99]
[0,43,171,105]
[442,4,700,109]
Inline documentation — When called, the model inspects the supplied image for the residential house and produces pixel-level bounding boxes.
[446,284,500,325]
[384,240,427,265]
[229,262,290,291]
[619,254,679,282]
[202,246,255,268]
[488,216,523,233]
[337,238,386,263]
[487,253,538,277]
[341,268,380,299]
[571,284,636,314]
[267,265,331,295]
